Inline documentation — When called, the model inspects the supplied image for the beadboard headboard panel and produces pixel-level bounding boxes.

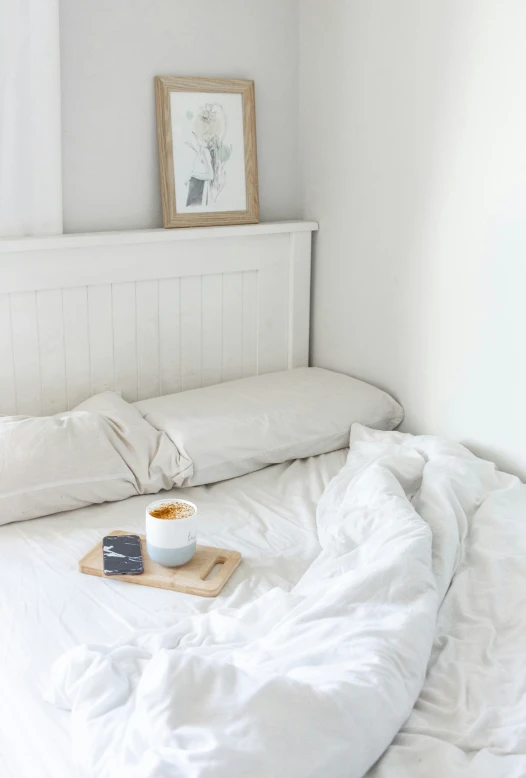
[0,221,317,416]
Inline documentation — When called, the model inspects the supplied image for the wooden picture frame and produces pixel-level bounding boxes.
[155,76,259,228]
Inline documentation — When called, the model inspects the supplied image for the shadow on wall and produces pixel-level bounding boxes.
[302,0,526,480]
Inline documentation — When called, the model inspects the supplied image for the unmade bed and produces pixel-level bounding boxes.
[2,428,526,778]
[1,225,526,778]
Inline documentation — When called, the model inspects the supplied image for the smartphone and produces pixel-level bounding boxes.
[102,534,144,576]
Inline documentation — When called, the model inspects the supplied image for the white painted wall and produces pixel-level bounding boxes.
[59,0,300,232]
[0,0,62,237]
[300,1,526,479]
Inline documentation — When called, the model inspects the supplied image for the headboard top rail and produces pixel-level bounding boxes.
[0,221,318,254]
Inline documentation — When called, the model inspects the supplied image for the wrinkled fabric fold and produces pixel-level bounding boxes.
[0,391,192,524]
[45,423,508,778]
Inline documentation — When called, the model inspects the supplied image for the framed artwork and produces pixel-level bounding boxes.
[155,76,259,228]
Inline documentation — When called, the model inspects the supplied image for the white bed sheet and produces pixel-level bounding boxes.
[3,435,526,778]
[0,450,346,778]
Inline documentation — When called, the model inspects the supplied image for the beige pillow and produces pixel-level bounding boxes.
[0,392,191,525]
[134,367,404,486]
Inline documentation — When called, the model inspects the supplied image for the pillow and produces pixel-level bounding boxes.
[0,392,191,526]
[134,367,403,486]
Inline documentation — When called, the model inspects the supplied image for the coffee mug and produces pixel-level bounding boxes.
[145,498,198,567]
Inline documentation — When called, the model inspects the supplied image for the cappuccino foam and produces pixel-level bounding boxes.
[149,502,195,520]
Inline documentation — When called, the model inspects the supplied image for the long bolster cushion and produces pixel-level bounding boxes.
[134,367,404,487]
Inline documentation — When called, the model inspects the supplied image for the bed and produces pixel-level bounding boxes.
[1,222,526,778]
[2,427,526,778]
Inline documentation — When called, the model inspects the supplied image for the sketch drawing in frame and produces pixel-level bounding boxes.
[155,77,259,228]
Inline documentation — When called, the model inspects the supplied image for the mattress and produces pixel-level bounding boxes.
[0,449,346,778]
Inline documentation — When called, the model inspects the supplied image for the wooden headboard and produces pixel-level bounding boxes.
[0,221,317,416]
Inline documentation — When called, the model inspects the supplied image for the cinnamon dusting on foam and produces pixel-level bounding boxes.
[149,502,195,520]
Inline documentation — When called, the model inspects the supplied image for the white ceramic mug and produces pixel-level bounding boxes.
[145,499,198,567]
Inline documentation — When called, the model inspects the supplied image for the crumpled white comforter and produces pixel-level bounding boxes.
[46,424,525,778]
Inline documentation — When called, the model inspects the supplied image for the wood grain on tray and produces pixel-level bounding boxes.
[79,530,241,597]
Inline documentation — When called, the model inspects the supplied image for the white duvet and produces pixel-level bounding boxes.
[46,424,526,778]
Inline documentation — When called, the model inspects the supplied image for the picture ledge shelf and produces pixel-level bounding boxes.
[0,220,318,253]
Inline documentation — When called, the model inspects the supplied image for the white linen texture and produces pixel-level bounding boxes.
[44,423,521,778]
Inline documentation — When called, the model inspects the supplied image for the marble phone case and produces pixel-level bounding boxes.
[103,534,144,576]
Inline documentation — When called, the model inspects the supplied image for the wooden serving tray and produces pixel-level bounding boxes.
[79,530,242,598]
